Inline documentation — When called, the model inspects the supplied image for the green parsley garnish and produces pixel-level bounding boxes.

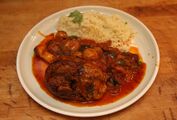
[69,10,83,25]
[138,60,142,65]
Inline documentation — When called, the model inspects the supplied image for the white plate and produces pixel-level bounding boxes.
[16,6,160,117]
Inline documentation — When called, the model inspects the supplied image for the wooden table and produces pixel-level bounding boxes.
[0,0,177,120]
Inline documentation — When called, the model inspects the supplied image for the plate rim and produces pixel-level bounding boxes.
[16,5,160,117]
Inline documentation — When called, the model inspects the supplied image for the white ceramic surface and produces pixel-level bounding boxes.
[16,6,160,117]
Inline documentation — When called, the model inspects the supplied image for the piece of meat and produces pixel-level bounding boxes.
[63,40,80,53]
[45,60,79,78]
[45,60,83,100]
[34,34,56,63]
[92,79,107,99]
[82,62,108,81]
[78,77,107,100]
[47,39,81,56]
[116,52,139,68]
[47,75,71,96]
[34,31,82,63]
[83,47,103,60]
[78,62,108,100]
[47,40,62,56]
[110,52,140,83]
[34,31,68,63]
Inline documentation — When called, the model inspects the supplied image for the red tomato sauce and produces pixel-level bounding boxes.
[32,47,146,106]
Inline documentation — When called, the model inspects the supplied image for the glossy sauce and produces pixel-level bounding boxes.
[32,47,146,106]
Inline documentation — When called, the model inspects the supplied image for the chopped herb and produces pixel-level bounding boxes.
[79,45,91,51]
[69,10,83,25]
[109,52,117,58]
[104,51,116,58]
[109,77,120,86]
[138,60,142,65]
[117,59,126,66]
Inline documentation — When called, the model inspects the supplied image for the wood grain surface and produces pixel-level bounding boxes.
[0,0,177,120]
